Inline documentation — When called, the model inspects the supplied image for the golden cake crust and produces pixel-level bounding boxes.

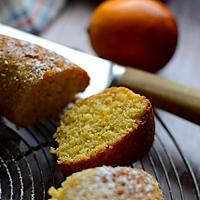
[52,87,155,175]
[0,35,89,126]
[48,166,164,200]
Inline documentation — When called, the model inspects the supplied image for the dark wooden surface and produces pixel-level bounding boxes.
[41,0,200,197]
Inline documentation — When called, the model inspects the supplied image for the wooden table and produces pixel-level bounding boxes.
[41,0,200,198]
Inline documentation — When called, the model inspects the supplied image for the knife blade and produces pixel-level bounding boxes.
[0,24,200,124]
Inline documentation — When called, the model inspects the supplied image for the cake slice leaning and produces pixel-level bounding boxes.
[51,87,155,174]
[0,35,90,126]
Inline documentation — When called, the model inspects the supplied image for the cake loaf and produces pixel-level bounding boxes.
[0,35,89,126]
[51,87,155,174]
[48,166,164,200]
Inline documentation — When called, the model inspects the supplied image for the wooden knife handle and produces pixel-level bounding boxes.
[116,67,200,124]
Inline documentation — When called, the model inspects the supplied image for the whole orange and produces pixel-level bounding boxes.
[88,0,178,72]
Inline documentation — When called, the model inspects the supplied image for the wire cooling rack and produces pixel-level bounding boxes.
[0,111,199,200]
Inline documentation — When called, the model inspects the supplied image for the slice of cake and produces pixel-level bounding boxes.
[48,166,164,200]
[51,87,155,174]
[0,35,89,126]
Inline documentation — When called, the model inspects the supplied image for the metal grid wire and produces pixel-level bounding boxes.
[0,112,199,200]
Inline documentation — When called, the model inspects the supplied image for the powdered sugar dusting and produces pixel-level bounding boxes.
[61,166,163,200]
[0,34,75,86]
[94,166,158,199]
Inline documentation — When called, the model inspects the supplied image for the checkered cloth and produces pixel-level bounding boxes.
[0,0,66,34]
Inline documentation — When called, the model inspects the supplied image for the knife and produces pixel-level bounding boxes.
[0,24,200,124]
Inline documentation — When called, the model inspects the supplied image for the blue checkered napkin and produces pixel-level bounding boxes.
[0,0,66,34]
